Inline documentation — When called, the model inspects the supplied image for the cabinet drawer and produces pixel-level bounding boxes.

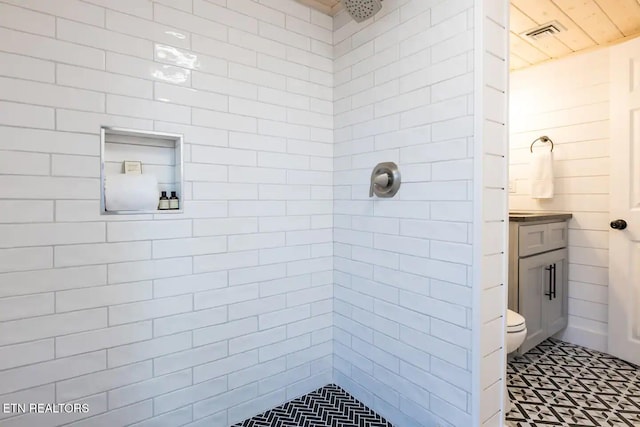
[519,224,548,256]
[547,221,568,252]
[519,222,568,256]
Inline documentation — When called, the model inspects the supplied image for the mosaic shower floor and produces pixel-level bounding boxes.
[232,384,392,427]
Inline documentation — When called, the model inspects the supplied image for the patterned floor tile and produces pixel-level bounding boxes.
[233,339,639,427]
[506,338,640,427]
[232,384,393,427]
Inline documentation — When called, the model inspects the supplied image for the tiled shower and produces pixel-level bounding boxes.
[0,0,507,426]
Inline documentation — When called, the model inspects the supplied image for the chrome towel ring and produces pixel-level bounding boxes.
[530,136,554,153]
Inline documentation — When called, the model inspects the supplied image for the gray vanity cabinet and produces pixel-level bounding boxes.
[517,247,568,353]
[508,213,572,355]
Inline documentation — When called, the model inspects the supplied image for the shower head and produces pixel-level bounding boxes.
[342,0,383,22]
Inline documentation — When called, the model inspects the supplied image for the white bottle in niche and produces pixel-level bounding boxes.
[169,191,179,210]
[158,191,170,210]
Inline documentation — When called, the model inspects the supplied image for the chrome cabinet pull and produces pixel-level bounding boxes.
[551,263,557,299]
[544,265,553,300]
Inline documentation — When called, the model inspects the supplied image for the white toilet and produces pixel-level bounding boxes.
[506,309,526,353]
[505,309,527,413]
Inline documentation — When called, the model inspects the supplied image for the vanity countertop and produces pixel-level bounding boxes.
[509,211,573,222]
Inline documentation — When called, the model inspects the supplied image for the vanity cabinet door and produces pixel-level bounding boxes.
[544,249,568,336]
[518,254,550,353]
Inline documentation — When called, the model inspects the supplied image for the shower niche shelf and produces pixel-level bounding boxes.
[100,127,184,215]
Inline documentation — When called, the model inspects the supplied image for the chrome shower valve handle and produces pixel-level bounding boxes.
[369,162,401,198]
[372,173,389,187]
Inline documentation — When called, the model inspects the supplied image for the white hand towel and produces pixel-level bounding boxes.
[530,150,554,199]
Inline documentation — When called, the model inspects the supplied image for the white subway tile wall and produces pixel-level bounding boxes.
[331,1,479,426]
[509,48,610,352]
[0,0,334,425]
[0,0,509,426]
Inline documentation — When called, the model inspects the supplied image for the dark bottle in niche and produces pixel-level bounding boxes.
[169,191,179,210]
[158,191,170,210]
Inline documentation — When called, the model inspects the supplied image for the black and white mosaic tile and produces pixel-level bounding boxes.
[232,384,393,427]
[233,341,639,427]
[506,338,640,427]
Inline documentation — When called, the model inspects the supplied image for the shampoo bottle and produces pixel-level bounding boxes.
[158,191,170,210]
[169,191,179,210]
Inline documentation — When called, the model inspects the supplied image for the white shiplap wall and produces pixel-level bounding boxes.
[473,0,509,426]
[509,48,610,352]
[0,0,335,425]
[331,1,480,425]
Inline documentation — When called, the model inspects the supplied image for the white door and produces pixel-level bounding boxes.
[609,36,640,365]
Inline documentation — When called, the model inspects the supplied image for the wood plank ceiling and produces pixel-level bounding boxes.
[297,0,640,71]
[510,0,640,70]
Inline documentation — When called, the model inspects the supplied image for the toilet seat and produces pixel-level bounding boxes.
[507,309,526,333]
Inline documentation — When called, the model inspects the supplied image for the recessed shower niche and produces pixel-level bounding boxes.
[100,127,184,215]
